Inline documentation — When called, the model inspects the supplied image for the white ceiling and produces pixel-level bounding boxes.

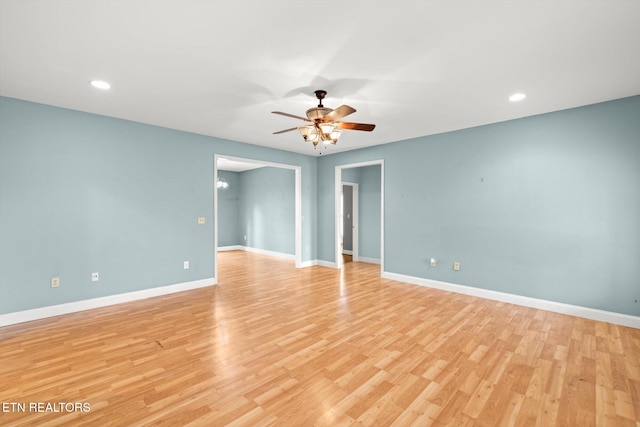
[217,157,264,172]
[1,1,639,156]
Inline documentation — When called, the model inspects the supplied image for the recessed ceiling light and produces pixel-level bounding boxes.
[90,80,111,90]
[509,93,526,102]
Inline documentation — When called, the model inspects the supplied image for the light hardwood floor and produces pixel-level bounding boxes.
[1,251,639,426]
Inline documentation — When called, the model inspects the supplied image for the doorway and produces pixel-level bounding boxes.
[334,160,384,273]
[214,155,302,282]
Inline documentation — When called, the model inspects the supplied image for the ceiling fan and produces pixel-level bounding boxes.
[272,90,375,148]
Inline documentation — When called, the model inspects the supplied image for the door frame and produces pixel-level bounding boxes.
[214,154,302,282]
[341,182,359,262]
[334,160,384,273]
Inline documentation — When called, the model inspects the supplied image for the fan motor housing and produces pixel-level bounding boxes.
[306,107,333,121]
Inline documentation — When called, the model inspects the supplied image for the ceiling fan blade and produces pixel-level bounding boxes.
[272,111,311,122]
[273,127,300,135]
[336,122,376,132]
[323,105,356,122]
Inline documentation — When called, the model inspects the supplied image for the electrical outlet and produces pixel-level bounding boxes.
[91,272,99,282]
[453,262,460,271]
[430,258,437,268]
[184,261,189,269]
[51,277,60,288]
[197,217,206,225]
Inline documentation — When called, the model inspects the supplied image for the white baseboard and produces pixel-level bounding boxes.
[218,245,295,261]
[357,256,381,265]
[317,260,339,269]
[298,260,318,268]
[219,246,317,269]
[8,268,634,329]
[242,246,295,260]
[342,250,353,255]
[381,271,639,329]
[316,258,379,269]
[218,245,243,251]
[0,277,216,327]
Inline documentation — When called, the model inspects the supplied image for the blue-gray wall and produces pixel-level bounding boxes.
[217,170,241,247]
[217,168,295,254]
[0,97,317,314]
[1,95,639,317]
[239,167,295,255]
[358,165,382,260]
[319,96,640,316]
[341,184,353,252]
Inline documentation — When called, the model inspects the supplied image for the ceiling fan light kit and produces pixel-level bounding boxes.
[272,90,375,150]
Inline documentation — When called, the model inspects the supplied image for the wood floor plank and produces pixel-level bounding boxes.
[1,250,639,426]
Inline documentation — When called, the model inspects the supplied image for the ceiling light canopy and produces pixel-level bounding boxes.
[90,80,111,90]
[509,93,526,102]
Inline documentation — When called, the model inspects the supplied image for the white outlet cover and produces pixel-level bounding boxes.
[91,272,99,281]
[184,261,189,269]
